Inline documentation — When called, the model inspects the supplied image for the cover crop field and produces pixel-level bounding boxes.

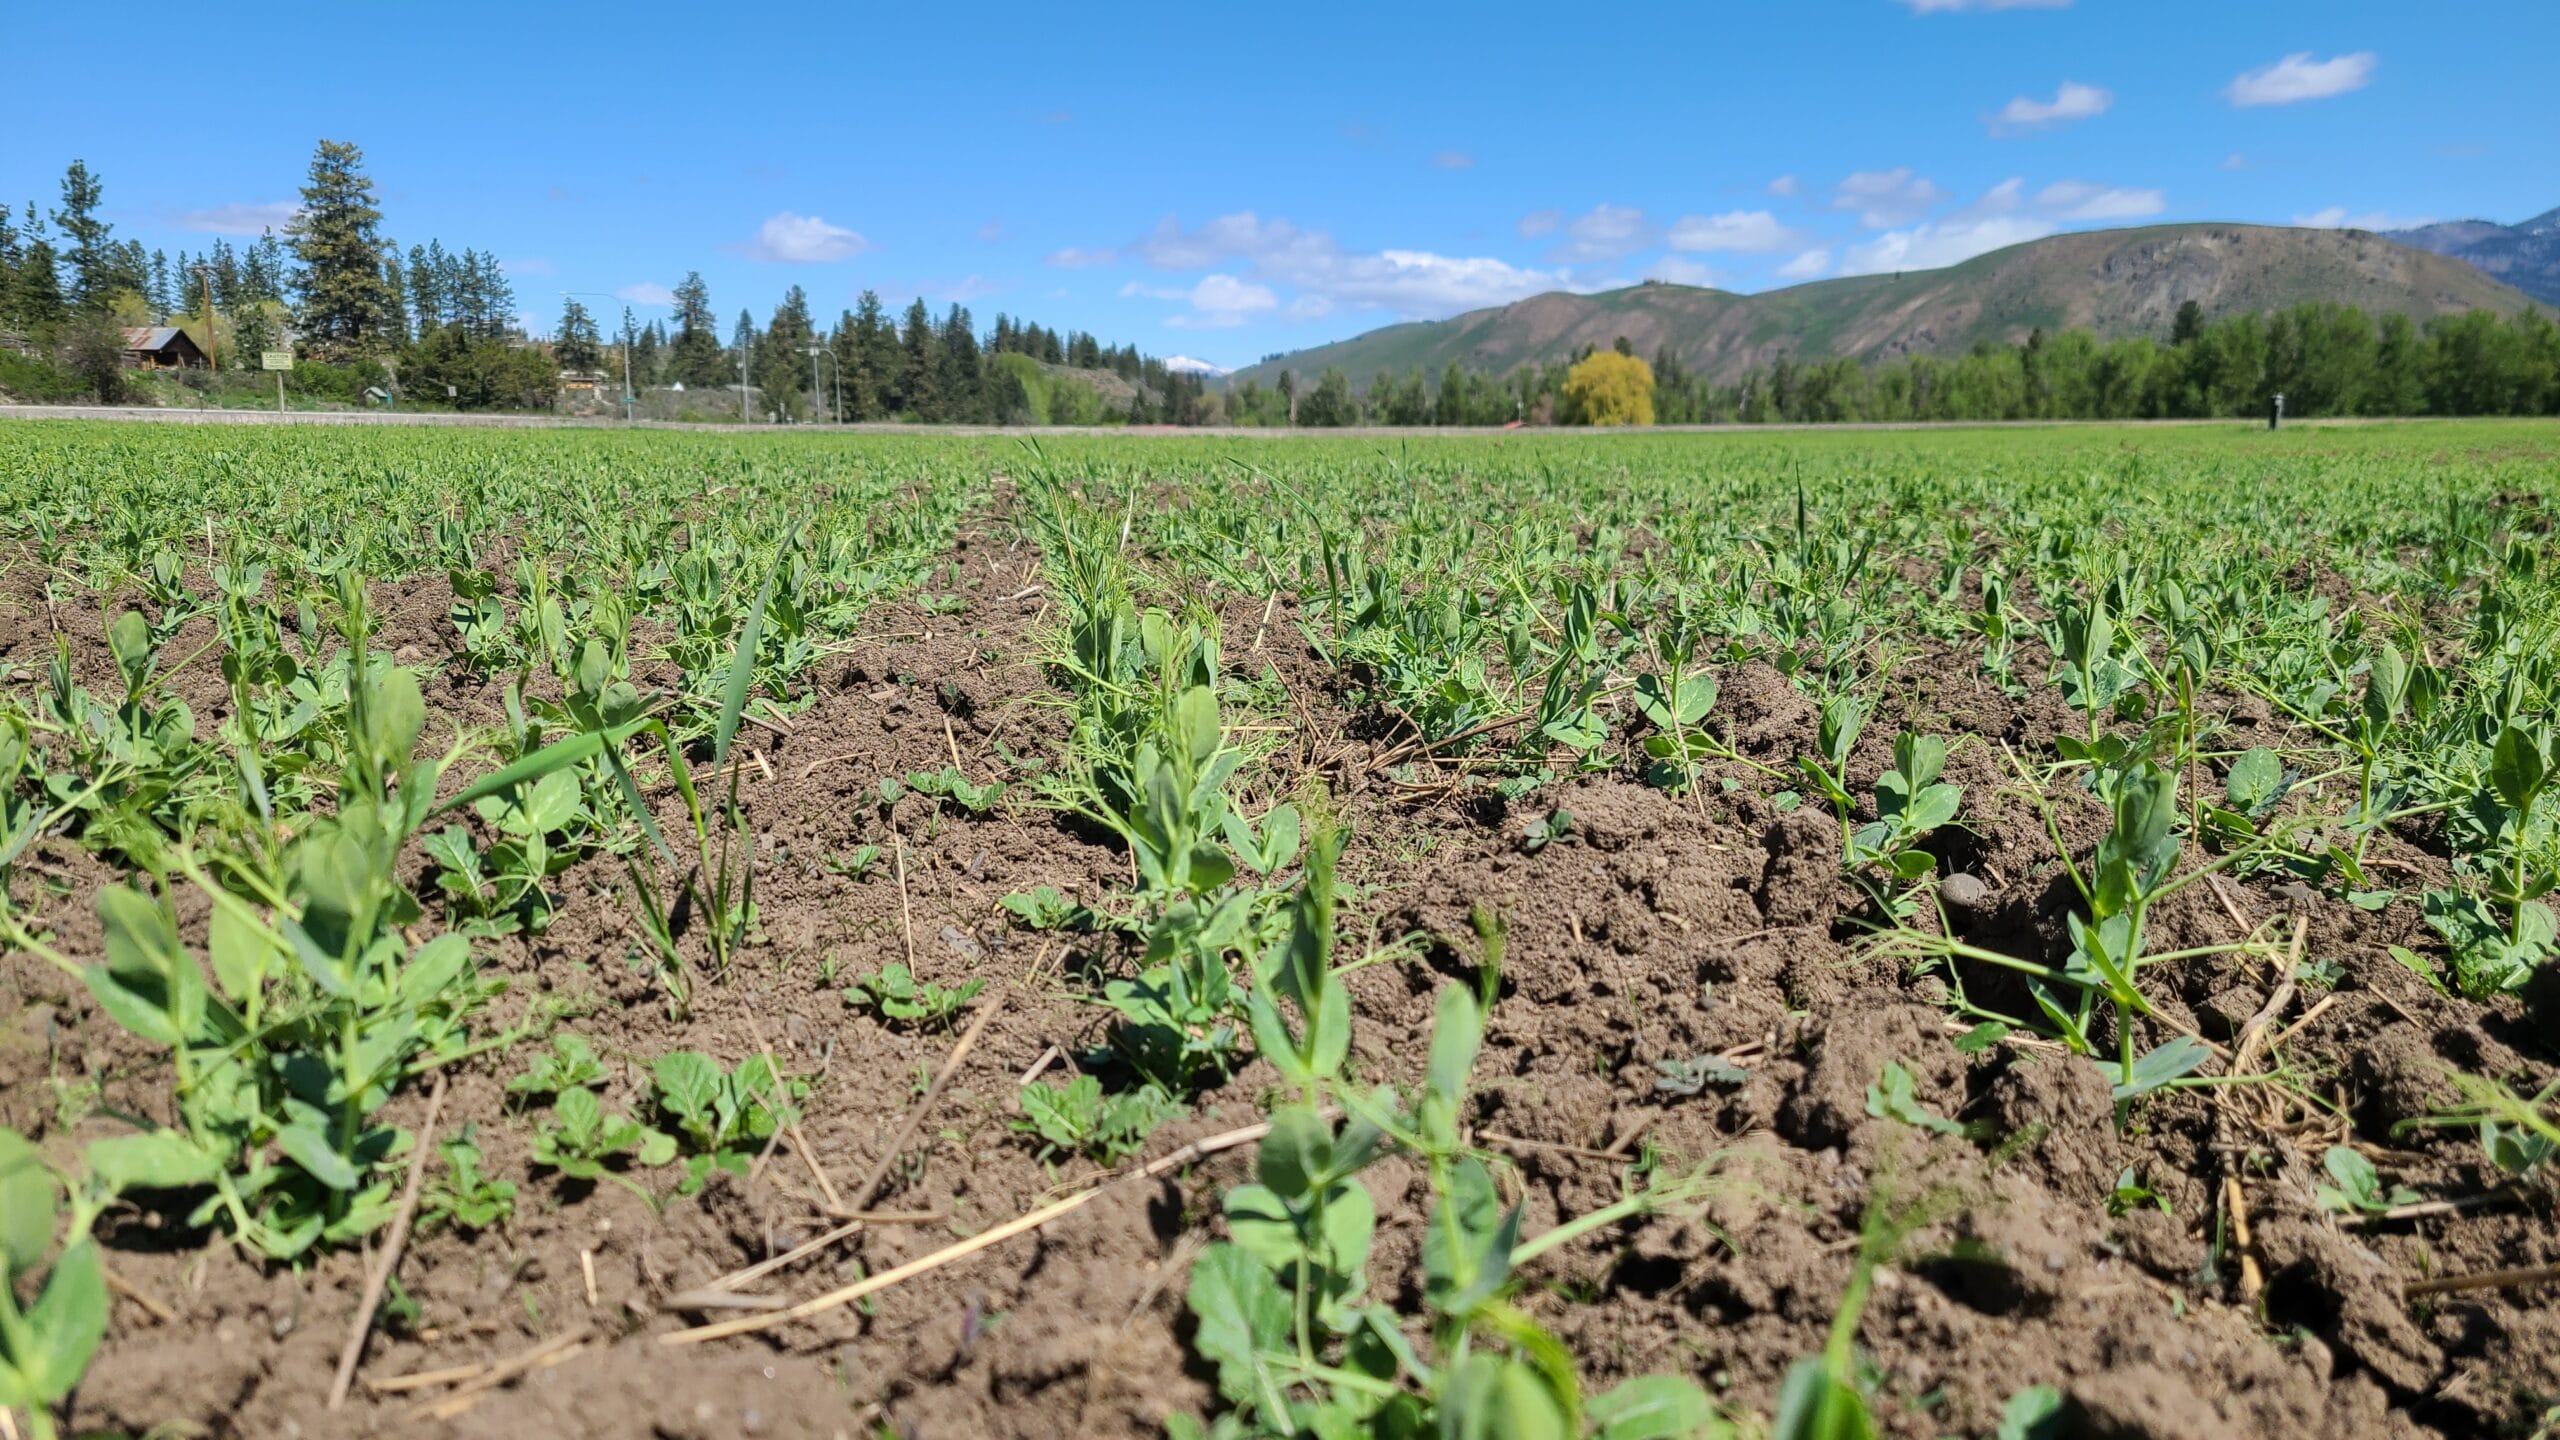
[0,418,2553,1439]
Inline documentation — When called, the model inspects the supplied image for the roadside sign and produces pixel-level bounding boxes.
[261,350,293,371]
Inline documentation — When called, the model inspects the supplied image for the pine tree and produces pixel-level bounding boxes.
[407,242,445,334]
[556,296,603,372]
[667,271,724,388]
[754,286,816,420]
[148,249,172,322]
[0,205,19,329]
[897,298,938,418]
[210,239,240,309]
[50,159,113,310]
[936,304,982,421]
[380,252,410,345]
[288,139,398,359]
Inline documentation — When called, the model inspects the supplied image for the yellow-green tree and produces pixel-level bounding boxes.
[1561,351,1655,425]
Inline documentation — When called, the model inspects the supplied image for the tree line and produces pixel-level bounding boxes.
[1256,298,2560,427]
[0,143,1212,419]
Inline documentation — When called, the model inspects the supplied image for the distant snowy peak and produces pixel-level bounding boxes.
[1162,355,1230,377]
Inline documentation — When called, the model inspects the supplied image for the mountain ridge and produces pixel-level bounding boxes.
[2389,209,2560,305]
[1224,221,2539,391]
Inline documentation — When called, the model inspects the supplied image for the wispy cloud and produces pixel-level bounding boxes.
[2034,179,2163,221]
[1124,273,1281,329]
[1776,249,1832,281]
[1039,109,1073,124]
[1837,174,2160,275]
[1547,203,1653,263]
[1766,175,1801,198]
[1044,245,1120,268]
[501,256,555,277]
[742,211,868,263]
[1990,80,2111,134]
[1515,209,1563,238]
[1833,168,1947,228]
[1089,209,1571,322]
[1431,150,1475,170]
[177,201,299,236]
[2293,206,2431,232]
[1897,0,2069,12]
[1665,210,1798,253]
[616,282,677,306]
[977,220,1004,243]
[2226,51,2375,107]
[2223,152,2249,171]
[1643,256,1720,287]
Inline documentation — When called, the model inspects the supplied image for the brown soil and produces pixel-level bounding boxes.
[2,505,2554,1440]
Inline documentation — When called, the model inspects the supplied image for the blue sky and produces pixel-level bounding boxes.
[7,0,2553,369]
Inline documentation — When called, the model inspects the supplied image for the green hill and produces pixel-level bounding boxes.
[1228,222,2537,390]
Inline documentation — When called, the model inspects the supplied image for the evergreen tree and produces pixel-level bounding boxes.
[556,296,603,372]
[730,310,758,410]
[210,239,241,309]
[147,250,172,322]
[50,159,113,310]
[380,251,410,346]
[407,242,445,334]
[631,317,662,387]
[667,271,725,388]
[753,286,816,419]
[837,290,896,419]
[288,139,398,358]
[897,297,938,418]
[935,303,982,421]
[0,205,19,329]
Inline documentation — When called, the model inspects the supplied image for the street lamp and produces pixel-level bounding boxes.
[806,345,839,424]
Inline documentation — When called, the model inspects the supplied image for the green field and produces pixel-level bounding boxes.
[1,417,2554,1439]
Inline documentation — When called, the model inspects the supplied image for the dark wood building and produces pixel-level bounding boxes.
[120,327,209,370]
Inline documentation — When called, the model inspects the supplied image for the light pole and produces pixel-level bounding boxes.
[561,290,635,422]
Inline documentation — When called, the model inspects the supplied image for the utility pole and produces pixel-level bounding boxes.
[808,344,821,424]
[191,264,218,373]
[739,333,751,423]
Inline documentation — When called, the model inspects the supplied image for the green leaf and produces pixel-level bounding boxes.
[0,1129,59,1280]
[1256,1105,1333,1201]
[654,1051,722,1128]
[1588,1374,1719,1439]
[276,1123,361,1192]
[95,884,204,1045]
[1997,1384,2066,1440]
[1185,1242,1290,1407]
[2106,1035,2213,1102]
[23,1236,109,1401]
[2491,723,2548,812]
[715,565,779,769]
[1771,1357,1877,1440]
[1865,1061,1964,1136]
[85,1130,221,1191]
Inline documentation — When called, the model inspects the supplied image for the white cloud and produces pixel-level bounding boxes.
[1991,80,2112,134]
[501,256,555,277]
[1666,210,1798,253]
[1044,245,1120,268]
[1834,168,1948,228]
[2226,51,2375,108]
[1432,150,1475,170]
[1516,208,1563,238]
[1547,203,1654,263]
[2034,179,2164,220]
[1767,175,1800,197]
[2293,206,2432,232]
[616,282,677,306]
[1841,215,2055,275]
[1898,0,2070,11]
[1106,212,1571,322]
[742,211,868,263]
[1643,257,1721,287]
[1164,273,1281,328]
[177,201,299,236]
[2223,152,2248,171]
[1776,249,1832,280]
